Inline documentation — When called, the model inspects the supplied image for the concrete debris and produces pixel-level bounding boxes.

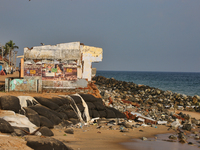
[92,76,200,132]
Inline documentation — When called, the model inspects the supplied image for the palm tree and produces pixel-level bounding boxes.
[4,40,19,66]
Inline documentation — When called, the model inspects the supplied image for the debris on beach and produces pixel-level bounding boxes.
[0,75,200,149]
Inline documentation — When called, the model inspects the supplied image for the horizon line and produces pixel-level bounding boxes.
[96,70,200,73]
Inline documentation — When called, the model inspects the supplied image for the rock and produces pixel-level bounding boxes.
[168,135,177,140]
[0,95,21,113]
[65,110,78,119]
[64,128,74,134]
[194,135,200,139]
[188,142,193,145]
[91,110,100,118]
[77,104,85,112]
[13,127,30,136]
[34,97,59,110]
[98,110,107,118]
[93,102,106,111]
[86,102,96,110]
[0,118,14,133]
[24,107,40,127]
[26,136,72,150]
[69,118,79,125]
[179,139,187,143]
[123,122,132,128]
[107,107,126,118]
[178,133,186,140]
[57,97,71,105]
[142,137,148,141]
[105,108,116,118]
[69,95,82,104]
[59,120,73,128]
[39,127,54,136]
[49,97,64,106]
[182,123,192,131]
[39,116,54,128]
[29,105,62,125]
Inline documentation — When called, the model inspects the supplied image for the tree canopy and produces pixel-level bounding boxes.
[4,40,19,58]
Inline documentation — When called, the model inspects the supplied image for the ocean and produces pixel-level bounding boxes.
[96,71,200,96]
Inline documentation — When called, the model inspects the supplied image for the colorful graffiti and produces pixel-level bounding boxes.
[24,61,77,82]
[41,63,77,81]
[24,64,42,76]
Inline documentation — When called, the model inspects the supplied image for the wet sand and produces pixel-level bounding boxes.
[54,124,172,150]
[122,132,200,150]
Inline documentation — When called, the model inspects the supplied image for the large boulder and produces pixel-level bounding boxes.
[0,96,21,113]
[13,127,30,136]
[58,104,73,111]
[79,94,102,103]
[65,110,77,119]
[58,97,71,105]
[39,116,54,128]
[49,97,64,106]
[98,110,107,118]
[93,102,105,111]
[77,104,85,112]
[70,95,82,104]
[86,102,95,110]
[59,120,73,128]
[92,110,100,118]
[105,108,116,118]
[34,97,59,110]
[69,118,79,125]
[0,118,14,133]
[23,107,40,127]
[26,136,72,150]
[39,127,54,136]
[29,105,62,125]
[107,107,126,118]
[64,128,74,134]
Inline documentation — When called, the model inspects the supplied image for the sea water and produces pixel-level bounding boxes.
[96,71,200,96]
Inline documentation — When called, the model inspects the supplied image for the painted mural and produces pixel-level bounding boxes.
[41,63,77,81]
[24,60,77,83]
[24,64,42,76]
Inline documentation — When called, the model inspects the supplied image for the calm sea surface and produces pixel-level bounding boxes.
[96,71,200,96]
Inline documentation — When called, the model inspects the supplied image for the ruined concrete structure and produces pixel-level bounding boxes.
[6,42,103,92]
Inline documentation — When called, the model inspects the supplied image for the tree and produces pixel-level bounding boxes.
[4,40,19,66]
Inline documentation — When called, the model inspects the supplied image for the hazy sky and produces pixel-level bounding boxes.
[0,0,200,72]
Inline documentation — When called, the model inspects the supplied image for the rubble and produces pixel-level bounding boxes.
[0,75,200,149]
[91,75,200,146]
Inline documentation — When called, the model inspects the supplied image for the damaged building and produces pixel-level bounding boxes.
[6,42,103,92]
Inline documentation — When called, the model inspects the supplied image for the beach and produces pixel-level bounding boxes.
[0,72,200,150]
[0,120,173,150]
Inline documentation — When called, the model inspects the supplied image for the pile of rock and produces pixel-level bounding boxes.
[92,76,200,129]
[93,76,200,113]
[0,93,126,149]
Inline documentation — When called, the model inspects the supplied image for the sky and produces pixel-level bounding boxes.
[0,0,200,72]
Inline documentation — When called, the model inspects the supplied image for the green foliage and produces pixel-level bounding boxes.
[4,40,19,58]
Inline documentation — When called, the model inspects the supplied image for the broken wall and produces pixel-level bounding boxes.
[22,42,103,90]
[81,45,103,81]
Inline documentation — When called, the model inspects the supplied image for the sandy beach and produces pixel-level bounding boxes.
[0,72,199,150]
[0,122,173,150]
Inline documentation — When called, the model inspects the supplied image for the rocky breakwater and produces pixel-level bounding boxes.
[93,76,200,113]
[93,76,200,145]
[0,94,126,150]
